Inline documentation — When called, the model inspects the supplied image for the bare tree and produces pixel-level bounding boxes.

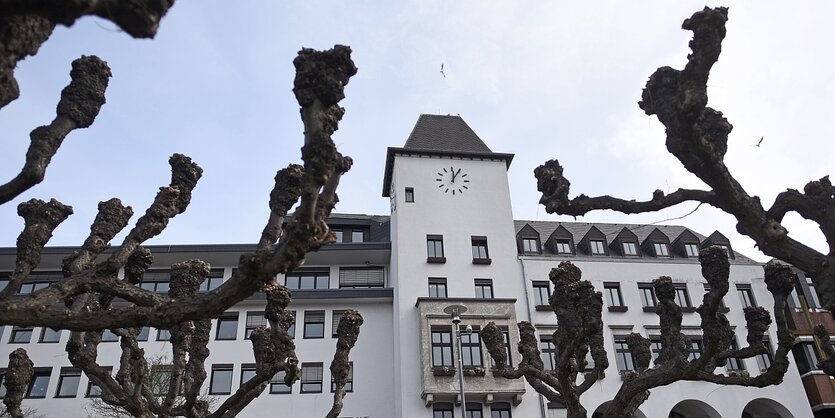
[0,4,364,418]
[483,247,796,418]
[534,7,835,310]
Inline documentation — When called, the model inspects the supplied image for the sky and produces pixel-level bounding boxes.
[0,1,832,262]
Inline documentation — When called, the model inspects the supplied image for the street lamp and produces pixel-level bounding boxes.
[444,304,468,418]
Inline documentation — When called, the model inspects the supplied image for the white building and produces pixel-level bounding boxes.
[0,115,813,417]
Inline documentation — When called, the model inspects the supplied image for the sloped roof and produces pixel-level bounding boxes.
[403,114,492,153]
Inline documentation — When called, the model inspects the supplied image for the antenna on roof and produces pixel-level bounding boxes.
[631,202,704,229]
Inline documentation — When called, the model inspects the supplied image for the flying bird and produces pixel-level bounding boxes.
[440,63,446,78]
[756,136,764,147]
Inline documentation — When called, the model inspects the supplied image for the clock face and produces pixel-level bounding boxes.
[435,165,470,195]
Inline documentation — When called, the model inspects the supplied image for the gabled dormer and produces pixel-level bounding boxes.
[702,231,735,260]
[545,225,575,255]
[611,227,641,257]
[516,224,542,255]
[672,229,701,258]
[641,228,673,258]
[578,226,609,256]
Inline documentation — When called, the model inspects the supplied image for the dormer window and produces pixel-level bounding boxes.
[702,231,735,260]
[517,224,542,255]
[546,225,575,255]
[622,242,638,256]
[589,240,606,255]
[684,243,699,257]
[653,243,670,257]
[555,239,572,254]
[522,238,540,254]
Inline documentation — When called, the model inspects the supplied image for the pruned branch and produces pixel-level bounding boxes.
[3,349,33,418]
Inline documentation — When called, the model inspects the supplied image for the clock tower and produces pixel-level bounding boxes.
[383,115,529,416]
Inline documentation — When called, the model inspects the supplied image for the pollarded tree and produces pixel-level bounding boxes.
[483,247,796,418]
[534,7,835,309]
[0,4,363,418]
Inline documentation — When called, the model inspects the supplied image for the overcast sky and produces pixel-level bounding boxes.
[1,1,832,262]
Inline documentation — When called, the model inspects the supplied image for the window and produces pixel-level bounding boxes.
[757,337,774,371]
[622,242,638,256]
[150,365,173,396]
[40,327,61,343]
[209,365,233,395]
[270,370,292,394]
[199,269,224,292]
[589,240,605,255]
[684,243,699,257]
[86,367,112,398]
[805,277,822,309]
[638,284,657,308]
[26,369,51,398]
[138,270,170,293]
[533,281,550,306]
[330,362,352,392]
[427,235,445,261]
[331,228,367,243]
[548,403,568,418]
[240,364,256,386]
[474,279,494,299]
[287,311,296,338]
[431,329,453,367]
[674,284,691,308]
[303,311,325,338]
[793,341,819,374]
[461,329,482,368]
[338,266,384,288]
[604,283,624,307]
[472,237,490,260]
[521,238,540,254]
[332,310,346,337]
[737,284,757,308]
[18,271,61,294]
[10,326,33,343]
[351,231,365,243]
[614,339,634,371]
[541,338,557,370]
[688,339,704,361]
[726,340,745,372]
[555,239,572,254]
[466,402,484,418]
[300,363,323,393]
[101,329,119,342]
[285,269,329,290]
[55,367,81,398]
[650,339,662,363]
[137,327,150,342]
[703,284,726,308]
[405,187,414,202]
[428,278,448,298]
[653,242,670,256]
[491,402,512,418]
[334,230,343,243]
[434,403,454,418]
[490,329,513,368]
[245,312,268,339]
[157,329,171,341]
[215,313,239,340]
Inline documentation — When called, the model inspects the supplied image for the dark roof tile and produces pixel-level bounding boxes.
[403,114,492,153]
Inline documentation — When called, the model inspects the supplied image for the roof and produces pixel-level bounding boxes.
[403,114,492,153]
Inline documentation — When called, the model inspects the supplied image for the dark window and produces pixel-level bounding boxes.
[245,312,268,339]
[674,284,691,307]
[240,364,256,386]
[555,239,572,254]
[650,339,662,363]
[157,329,171,341]
[466,402,484,418]
[622,242,638,256]
[589,240,606,255]
[215,313,239,340]
[472,237,489,260]
[26,369,51,398]
[10,326,33,343]
[434,402,454,418]
[521,238,540,254]
[288,311,296,338]
[684,243,699,257]
[490,329,513,368]
[737,284,757,308]
[491,402,512,418]
[285,269,329,290]
[150,365,173,396]
[40,327,61,343]
[199,269,224,292]
[86,367,112,398]
[638,284,657,307]
[303,311,325,339]
[331,228,368,243]
[431,329,453,367]
[405,187,414,203]
[101,329,119,342]
[209,365,233,395]
[428,278,447,298]
[614,339,635,371]
[18,271,61,294]
[332,310,346,338]
[726,340,745,372]
[716,244,731,258]
[793,341,819,374]
[338,267,385,288]
[653,242,670,256]
[688,339,703,361]
[756,337,774,371]
[475,279,494,299]
[461,329,482,367]
[55,367,81,398]
[137,326,150,342]
[427,235,445,258]
[330,362,352,392]
[806,277,822,309]
[541,338,557,370]
[604,283,624,307]
[270,370,292,394]
[138,270,170,293]
[533,281,550,306]
[300,363,323,393]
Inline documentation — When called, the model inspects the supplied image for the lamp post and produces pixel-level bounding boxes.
[444,304,468,418]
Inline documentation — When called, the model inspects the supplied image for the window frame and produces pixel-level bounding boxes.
[157,329,171,341]
[474,279,494,299]
[737,284,757,308]
[338,266,385,288]
[532,281,551,307]
[460,328,483,368]
[270,370,293,394]
[215,312,239,341]
[431,328,454,367]
[621,241,638,256]
[330,361,353,393]
[428,278,448,298]
[240,363,256,387]
[434,402,454,418]
[25,368,51,399]
[614,339,635,372]
[209,364,234,395]
[284,269,330,290]
[589,239,606,255]
[303,311,325,339]
[684,243,700,257]
[39,327,61,343]
[471,236,490,263]
[427,235,446,262]
[674,284,692,308]
[245,311,268,340]
[55,367,81,398]
[332,310,346,338]
[300,362,323,393]
[199,269,224,292]
[540,337,557,370]
[491,402,512,418]
[604,283,625,307]
[554,239,572,255]
[404,187,414,203]
[10,326,33,344]
[638,283,657,308]
[521,237,541,254]
[653,242,670,257]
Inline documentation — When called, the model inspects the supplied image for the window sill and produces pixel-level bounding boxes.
[432,366,456,376]
[681,307,698,313]
[472,258,492,265]
[427,257,447,264]
[462,367,486,377]
[608,306,628,313]
[535,305,552,312]
[642,306,657,313]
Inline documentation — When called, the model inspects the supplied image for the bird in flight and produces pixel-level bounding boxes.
[756,136,764,147]
[440,63,446,78]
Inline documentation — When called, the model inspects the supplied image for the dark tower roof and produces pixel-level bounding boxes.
[403,114,492,153]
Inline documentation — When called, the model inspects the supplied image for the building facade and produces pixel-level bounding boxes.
[0,115,817,417]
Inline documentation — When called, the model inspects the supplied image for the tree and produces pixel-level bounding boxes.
[0,4,363,418]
